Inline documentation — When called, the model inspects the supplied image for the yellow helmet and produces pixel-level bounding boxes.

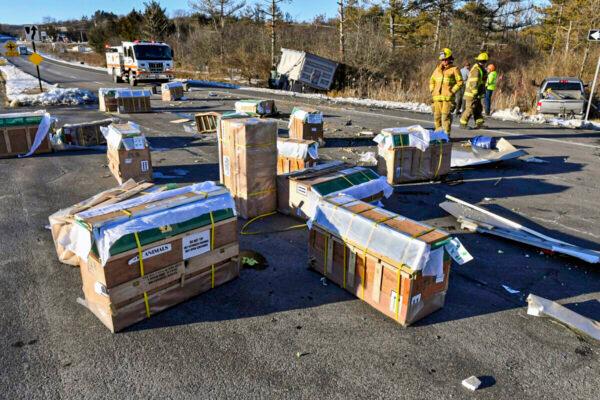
[438,48,452,61]
[475,52,489,62]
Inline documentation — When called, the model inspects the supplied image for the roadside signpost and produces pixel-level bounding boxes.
[4,41,19,57]
[24,25,43,92]
[585,29,600,122]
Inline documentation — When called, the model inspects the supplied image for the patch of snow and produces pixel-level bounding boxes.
[0,58,96,106]
[240,86,432,113]
[492,107,600,131]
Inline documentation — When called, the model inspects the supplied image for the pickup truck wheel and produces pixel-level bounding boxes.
[129,72,137,87]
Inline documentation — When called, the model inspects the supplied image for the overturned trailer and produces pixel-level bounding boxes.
[274,48,339,92]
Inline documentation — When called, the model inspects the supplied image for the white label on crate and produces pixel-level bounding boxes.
[182,230,211,260]
[128,243,172,265]
[389,291,402,313]
[223,156,231,177]
[124,158,133,164]
[140,160,149,172]
[296,184,308,196]
[444,237,473,265]
[94,282,109,297]
[411,293,421,305]
[133,136,145,150]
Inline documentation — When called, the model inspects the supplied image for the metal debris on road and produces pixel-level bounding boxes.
[527,294,600,341]
[440,195,600,264]
[502,285,520,294]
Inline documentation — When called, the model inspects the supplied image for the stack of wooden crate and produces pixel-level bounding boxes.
[219,117,278,219]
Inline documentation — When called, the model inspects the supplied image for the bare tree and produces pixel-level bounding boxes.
[338,0,345,62]
[261,0,291,67]
[189,0,246,61]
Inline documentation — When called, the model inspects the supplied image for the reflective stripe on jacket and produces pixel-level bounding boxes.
[486,70,497,91]
[464,64,486,99]
[429,64,463,102]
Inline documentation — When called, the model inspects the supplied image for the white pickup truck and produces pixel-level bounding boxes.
[536,77,587,119]
[106,41,175,86]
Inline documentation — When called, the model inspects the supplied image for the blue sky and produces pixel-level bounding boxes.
[2,0,337,25]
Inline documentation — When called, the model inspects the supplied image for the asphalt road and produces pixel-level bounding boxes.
[1,57,599,399]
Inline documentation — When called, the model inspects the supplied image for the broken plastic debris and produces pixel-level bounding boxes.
[320,277,328,286]
[242,256,258,266]
[522,156,549,164]
[358,151,377,165]
[527,294,600,341]
[462,376,482,391]
[295,352,309,358]
[502,285,520,294]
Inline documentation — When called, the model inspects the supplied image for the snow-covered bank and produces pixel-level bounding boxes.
[0,58,96,106]
[492,107,600,131]
[239,86,432,113]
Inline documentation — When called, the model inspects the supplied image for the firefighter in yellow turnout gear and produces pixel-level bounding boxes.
[460,52,488,129]
[429,48,463,135]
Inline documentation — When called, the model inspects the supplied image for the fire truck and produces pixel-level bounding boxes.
[106,41,174,86]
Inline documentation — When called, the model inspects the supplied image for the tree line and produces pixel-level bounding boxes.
[31,1,600,111]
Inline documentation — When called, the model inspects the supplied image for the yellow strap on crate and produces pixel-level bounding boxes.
[342,245,347,289]
[323,235,328,276]
[395,267,401,320]
[133,231,151,319]
[247,188,276,198]
[209,211,215,289]
[121,209,151,318]
[433,141,444,179]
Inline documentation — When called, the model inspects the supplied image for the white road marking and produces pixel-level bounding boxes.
[214,88,600,150]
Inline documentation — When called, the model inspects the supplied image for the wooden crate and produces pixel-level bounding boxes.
[219,118,277,219]
[0,113,52,158]
[289,116,324,143]
[80,243,239,332]
[195,112,220,134]
[161,85,184,102]
[116,96,152,114]
[49,180,154,266]
[107,147,153,185]
[277,164,386,219]
[277,157,317,174]
[277,137,318,174]
[308,197,451,326]
[377,141,452,184]
[84,218,238,289]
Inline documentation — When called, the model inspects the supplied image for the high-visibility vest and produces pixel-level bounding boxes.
[429,64,463,102]
[486,70,498,91]
[464,64,485,99]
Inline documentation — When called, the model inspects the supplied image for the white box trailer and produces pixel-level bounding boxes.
[276,48,338,91]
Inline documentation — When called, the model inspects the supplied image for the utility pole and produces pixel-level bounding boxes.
[338,0,345,62]
[585,28,600,123]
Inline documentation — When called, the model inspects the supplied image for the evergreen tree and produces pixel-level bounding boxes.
[142,1,175,41]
